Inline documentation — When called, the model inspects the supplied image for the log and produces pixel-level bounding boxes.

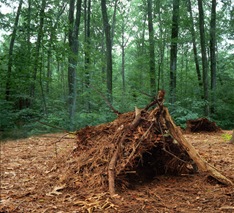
[164,108,233,186]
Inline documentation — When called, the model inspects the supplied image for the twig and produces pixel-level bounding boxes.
[118,122,155,175]
[52,132,75,156]
[162,147,189,164]
[85,83,121,116]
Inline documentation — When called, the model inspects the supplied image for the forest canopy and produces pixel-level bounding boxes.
[0,0,233,139]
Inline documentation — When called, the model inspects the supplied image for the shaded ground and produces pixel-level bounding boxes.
[1,131,234,212]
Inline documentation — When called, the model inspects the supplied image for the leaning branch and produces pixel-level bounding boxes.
[164,108,233,186]
[108,106,144,196]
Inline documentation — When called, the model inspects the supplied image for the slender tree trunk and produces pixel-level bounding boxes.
[68,0,82,130]
[121,24,126,95]
[101,0,113,103]
[137,14,147,90]
[210,0,217,114]
[187,0,202,90]
[120,21,130,96]
[5,0,23,101]
[147,0,156,97]
[111,0,118,45]
[46,3,66,94]
[156,0,166,90]
[39,59,47,114]
[169,0,180,104]
[26,0,32,87]
[121,46,125,94]
[198,0,209,116]
[29,0,46,101]
[46,46,52,94]
[84,0,91,112]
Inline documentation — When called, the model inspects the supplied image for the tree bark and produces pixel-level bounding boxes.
[111,0,118,45]
[147,0,156,97]
[46,3,66,94]
[187,0,202,90]
[198,0,209,116]
[29,0,46,101]
[101,0,113,103]
[84,0,91,111]
[68,0,82,130]
[210,0,217,114]
[169,0,180,104]
[155,0,166,90]
[121,28,126,95]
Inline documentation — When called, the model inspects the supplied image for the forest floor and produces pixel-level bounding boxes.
[1,130,234,213]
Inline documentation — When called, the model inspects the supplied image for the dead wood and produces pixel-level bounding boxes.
[108,107,144,196]
[164,108,233,186]
[60,90,232,198]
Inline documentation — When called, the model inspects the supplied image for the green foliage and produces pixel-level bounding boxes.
[0,100,41,140]
[169,98,206,129]
[221,133,232,142]
[0,0,233,140]
[0,100,15,130]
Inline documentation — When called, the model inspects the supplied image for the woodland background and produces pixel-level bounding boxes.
[0,0,233,139]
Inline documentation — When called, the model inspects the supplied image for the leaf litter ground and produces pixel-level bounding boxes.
[1,127,234,213]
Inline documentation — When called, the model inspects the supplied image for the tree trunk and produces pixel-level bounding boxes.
[68,0,82,130]
[46,3,66,94]
[84,0,91,112]
[26,0,32,89]
[5,0,23,101]
[121,24,126,95]
[187,0,203,90]
[29,0,46,101]
[210,0,217,114]
[156,0,166,90]
[169,0,180,104]
[111,0,118,45]
[101,0,113,103]
[147,0,156,97]
[198,0,209,116]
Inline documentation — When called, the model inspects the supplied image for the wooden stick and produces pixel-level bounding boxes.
[108,143,121,196]
[108,107,144,196]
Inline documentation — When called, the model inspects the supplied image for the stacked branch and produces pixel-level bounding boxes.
[107,91,233,195]
[61,90,232,197]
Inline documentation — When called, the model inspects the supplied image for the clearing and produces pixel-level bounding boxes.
[1,130,234,213]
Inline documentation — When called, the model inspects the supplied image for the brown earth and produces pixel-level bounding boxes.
[1,130,234,213]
